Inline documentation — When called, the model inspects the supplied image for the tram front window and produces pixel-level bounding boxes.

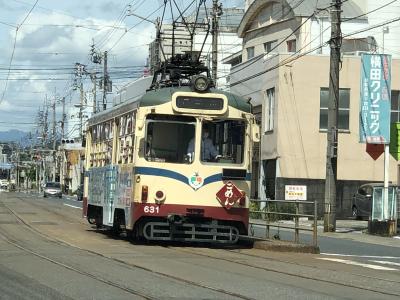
[145,115,195,164]
[201,120,245,164]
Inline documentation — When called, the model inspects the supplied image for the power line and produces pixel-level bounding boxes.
[230,2,400,87]
[0,0,38,106]
[343,0,398,23]
[108,2,166,52]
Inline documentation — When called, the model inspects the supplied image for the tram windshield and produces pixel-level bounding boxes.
[145,115,196,164]
[200,120,245,164]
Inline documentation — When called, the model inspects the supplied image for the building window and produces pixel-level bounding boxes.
[287,39,296,52]
[319,88,350,130]
[265,88,275,132]
[264,40,278,53]
[247,47,255,59]
[391,90,400,123]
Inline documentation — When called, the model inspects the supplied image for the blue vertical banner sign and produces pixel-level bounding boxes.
[360,53,392,144]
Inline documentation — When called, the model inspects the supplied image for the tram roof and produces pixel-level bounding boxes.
[88,87,251,126]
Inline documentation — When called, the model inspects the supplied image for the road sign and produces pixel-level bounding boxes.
[216,181,243,210]
[366,143,384,160]
[389,122,400,160]
[285,185,307,200]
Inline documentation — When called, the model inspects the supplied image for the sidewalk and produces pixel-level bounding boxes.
[250,218,400,248]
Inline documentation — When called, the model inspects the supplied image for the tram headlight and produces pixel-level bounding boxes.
[191,75,210,93]
[155,190,166,204]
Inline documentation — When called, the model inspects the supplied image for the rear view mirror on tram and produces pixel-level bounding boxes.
[252,123,260,142]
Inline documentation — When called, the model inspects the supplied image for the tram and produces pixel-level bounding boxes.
[83,54,260,243]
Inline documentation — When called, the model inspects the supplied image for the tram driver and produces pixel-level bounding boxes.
[187,128,220,162]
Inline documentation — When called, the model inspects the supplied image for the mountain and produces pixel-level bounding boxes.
[0,130,28,143]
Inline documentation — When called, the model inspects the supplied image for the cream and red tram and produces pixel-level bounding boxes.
[83,68,260,244]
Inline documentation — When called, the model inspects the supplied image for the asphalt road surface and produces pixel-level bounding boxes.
[1,192,400,299]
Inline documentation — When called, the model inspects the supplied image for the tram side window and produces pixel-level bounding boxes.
[145,115,195,164]
[201,120,245,164]
[104,121,113,165]
[118,112,136,164]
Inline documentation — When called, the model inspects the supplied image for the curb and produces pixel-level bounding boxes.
[253,240,320,254]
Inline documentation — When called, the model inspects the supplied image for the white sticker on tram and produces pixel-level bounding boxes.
[317,257,399,271]
[63,203,82,210]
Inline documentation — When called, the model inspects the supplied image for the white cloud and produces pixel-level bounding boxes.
[0,9,155,132]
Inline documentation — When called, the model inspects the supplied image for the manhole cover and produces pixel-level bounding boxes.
[30,221,58,225]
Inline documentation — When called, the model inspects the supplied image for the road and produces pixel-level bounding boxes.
[0,192,400,299]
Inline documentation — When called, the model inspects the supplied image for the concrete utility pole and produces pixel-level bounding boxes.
[61,97,65,139]
[154,17,161,72]
[324,0,342,232]
[91,73,97,114]
[102,51,108,111]
[211,0,222,85]
[52,97,56,182]
[79,81,84,140]
[60,96,65,192]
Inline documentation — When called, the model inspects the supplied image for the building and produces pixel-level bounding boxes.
[59,142,84,194]
[227,0,400,217]
[148,7,244,89]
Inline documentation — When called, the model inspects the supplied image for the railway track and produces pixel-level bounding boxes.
[0,230,156,300]
[7,193,400,298]
[163,246,400,297]
[0,195,256,300]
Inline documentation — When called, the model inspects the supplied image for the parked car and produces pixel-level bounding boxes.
[0,179,9,190]
[76,184,83,201]
[352,183,398,220]
[43,182,62,198]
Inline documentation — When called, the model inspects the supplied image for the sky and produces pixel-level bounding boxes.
[0,0,244,136]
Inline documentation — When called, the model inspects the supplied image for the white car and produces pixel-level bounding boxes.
[0,179,9,190]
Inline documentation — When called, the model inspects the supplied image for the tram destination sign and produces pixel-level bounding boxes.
[176,96,224,110]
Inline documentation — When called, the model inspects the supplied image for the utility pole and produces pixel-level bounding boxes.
[154,17,161,73]
[102,51,108,111]
[79,81,84,140]
[91,72,97,114]
[211,0,222,85]
[61,97,65,139]
[43,99,48,185]
[60,96,65,192]
[52,96,56,182]
[324,0,342,232]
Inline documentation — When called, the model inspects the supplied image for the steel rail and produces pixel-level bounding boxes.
[2,195,256,300]
[165,247,400,298]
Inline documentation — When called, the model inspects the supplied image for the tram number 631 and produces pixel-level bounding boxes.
[144,205,160,214]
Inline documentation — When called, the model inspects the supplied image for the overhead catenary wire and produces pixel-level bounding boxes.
[108,2,167,52]
[0,0,38,106]
[230,15,400,88]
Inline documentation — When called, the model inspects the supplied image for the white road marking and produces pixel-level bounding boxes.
[317,257,398,271]
[370,260,400,267]
[321,253,400,260]
[63,203,82,210]
[64,196,79,202]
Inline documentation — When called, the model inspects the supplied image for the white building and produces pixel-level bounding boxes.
[226,0,400,217]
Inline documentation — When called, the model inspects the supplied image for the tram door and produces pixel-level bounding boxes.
[103,166,117,226]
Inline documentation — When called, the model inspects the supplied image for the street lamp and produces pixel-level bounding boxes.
[382,26,389,54]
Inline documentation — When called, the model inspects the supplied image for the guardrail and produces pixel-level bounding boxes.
[249,199,318,247]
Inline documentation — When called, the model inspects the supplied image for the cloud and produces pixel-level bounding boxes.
[0,10,155,132]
